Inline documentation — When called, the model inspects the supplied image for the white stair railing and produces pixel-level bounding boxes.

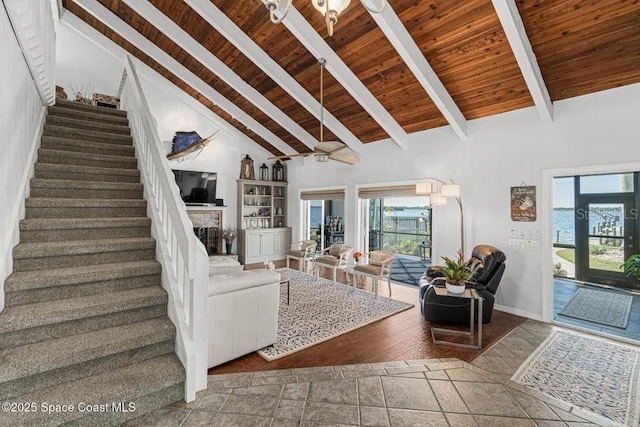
[119,55,208,402]
[3,0,56,105]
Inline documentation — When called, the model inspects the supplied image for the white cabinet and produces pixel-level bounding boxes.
[239,228,291,265]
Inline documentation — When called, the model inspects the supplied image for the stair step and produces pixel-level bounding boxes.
[30,178,143,200]
[0,286,167,349]
[38,148,138,169]
[2,354,183,427]
[35,163,140,184]
[5,270,160,311]
[48,104,129,126]
[41,135,135,157]
[46,114,131,135]
[44,124,133,146]
[13,237,156,271]
[0,316,173,381]
[54,99,128,117]
[25,198,148,219]
[19,217,151,242]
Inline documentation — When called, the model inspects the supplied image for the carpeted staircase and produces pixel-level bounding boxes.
[0,99,185,426]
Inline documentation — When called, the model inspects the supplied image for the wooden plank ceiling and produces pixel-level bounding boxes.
[62,0,640,157]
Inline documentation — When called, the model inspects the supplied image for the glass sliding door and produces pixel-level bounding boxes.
[303,196,345,250]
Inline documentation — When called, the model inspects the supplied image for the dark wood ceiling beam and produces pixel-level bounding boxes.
[368,3,468,139]
[71,0,302,161]
[123,0,320,152]
[184,0,365,156]
[491,0,553,123]
[59,9,280,159]
[265,1,408,150]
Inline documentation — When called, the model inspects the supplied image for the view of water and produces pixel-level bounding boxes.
[554,207,624,245]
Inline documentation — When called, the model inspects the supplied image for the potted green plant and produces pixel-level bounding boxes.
[621,254,640,284]
[441,250,473,294]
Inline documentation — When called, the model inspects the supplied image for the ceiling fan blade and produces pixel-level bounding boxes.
[329,149,359,165]
[268,153,313,160]
[315,140,346,153]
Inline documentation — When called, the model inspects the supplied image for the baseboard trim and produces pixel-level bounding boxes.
[0,105,46,312]
[494,304,543,322]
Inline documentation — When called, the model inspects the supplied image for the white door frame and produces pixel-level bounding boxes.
[541,161,640,323]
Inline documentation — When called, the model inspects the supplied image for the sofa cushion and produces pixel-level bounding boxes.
[209,256,243,276]
[208,270,281,296]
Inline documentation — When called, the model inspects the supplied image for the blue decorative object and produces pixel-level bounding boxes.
[171,131,202,154]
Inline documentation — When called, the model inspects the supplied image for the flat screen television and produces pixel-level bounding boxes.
[172,170,217,206]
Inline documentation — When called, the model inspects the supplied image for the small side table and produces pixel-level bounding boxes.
[431,287,483,349]
[279,273,290,305]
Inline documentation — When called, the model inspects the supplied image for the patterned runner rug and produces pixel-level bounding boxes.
[258,269,414,361]
[559,288,633,328]
[512,331,640,426]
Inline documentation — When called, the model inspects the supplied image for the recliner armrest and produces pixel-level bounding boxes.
[425,265,445,280]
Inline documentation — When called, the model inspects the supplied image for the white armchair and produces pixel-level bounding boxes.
[351,250,395,296]
[314,244,353,283]
[286,240,318,273]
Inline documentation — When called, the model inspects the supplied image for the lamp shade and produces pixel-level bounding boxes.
[415,182,433,195]
[441,183,461,198]
[429,192,448,206]
[312,0,351,14]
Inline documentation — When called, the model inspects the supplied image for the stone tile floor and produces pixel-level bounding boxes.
[124,319,617,426]
[554,278,640,343]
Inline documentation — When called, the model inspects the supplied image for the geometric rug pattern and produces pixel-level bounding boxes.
[389,255,431,287]
[512,330,640,426]
[257,269,414,361]
[559,287,634,329]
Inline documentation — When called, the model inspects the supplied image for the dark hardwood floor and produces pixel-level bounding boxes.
[209,259,527,375]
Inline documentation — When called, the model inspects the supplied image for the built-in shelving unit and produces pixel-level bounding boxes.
[237,179,291,264]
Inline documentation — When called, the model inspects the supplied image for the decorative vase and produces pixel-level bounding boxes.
[445,282,466,294]
[225,242,233,255]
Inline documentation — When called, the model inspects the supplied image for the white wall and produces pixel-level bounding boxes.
[0,7,47,311]
[55,22,273,228]
[286,83,640,320]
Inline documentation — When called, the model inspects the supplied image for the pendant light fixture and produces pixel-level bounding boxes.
[265,0,386,36]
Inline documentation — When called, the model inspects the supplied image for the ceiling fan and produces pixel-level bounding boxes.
[270,58,360,165]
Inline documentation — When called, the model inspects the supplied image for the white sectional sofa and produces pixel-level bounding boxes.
[207,258,280,368]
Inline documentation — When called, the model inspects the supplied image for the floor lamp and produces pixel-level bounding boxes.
[416,178,465,256]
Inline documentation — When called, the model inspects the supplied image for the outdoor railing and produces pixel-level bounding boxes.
[370,216,431,258]
[119,56,208,402]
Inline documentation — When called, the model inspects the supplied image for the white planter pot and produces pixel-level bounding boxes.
[445,282,466,294]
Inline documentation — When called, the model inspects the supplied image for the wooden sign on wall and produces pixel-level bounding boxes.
[511,185,536,222]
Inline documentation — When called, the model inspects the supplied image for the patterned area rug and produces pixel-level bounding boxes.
[560,288,633,328]
[257,269,414,361]
[512,331,640,426]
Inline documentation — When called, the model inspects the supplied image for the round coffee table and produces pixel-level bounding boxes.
[279,273,290,305]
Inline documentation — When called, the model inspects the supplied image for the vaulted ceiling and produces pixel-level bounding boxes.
[61,0,640,158]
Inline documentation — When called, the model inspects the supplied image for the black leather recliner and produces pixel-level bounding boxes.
[419,245,506,324]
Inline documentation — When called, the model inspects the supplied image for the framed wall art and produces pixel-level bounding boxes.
[511,184,536,222]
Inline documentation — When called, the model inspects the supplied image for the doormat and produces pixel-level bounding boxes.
[257,269,413,361]
[512,331,640,426]
[559,287,633,329]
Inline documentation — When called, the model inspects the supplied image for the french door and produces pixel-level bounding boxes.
[576,194,637,287]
